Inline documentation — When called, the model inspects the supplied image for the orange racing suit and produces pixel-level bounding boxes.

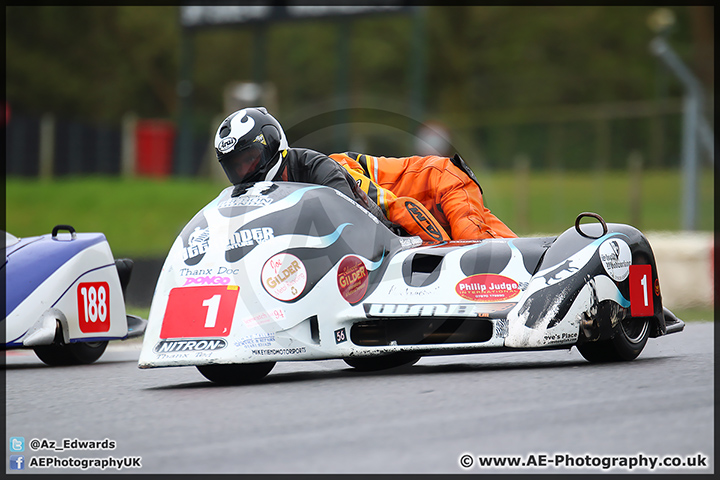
[329,152,516,242]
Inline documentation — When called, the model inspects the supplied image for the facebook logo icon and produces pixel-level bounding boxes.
[9,455,25,470]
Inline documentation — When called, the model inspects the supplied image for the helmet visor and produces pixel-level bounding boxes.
[220,144,265,184]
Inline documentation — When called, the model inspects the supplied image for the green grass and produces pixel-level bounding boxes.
[5,176,228,257]
[5,168,714,257]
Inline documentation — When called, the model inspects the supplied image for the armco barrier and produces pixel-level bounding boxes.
[646,232,714,310]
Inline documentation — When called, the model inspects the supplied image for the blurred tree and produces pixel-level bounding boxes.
[6,5,705,133]
[6,6,178,123]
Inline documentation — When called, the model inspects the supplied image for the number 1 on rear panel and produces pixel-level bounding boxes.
[202,294,221,328]
[629,265,654,317]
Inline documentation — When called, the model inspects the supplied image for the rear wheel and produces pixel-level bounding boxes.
[197,362,276,385]
[33,341,108,366]
[344,353,421,372]
[577,317,650,363]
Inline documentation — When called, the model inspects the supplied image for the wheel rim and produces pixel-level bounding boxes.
[620,317,649,344]
[83,342,105,348]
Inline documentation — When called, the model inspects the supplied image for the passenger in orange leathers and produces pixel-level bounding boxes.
[329,152,516,241]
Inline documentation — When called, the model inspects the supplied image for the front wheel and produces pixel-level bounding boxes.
[577,317,650,363]
[33,341,108,366]
[197,362,276,385]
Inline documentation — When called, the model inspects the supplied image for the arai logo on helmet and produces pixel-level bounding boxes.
[218,136,237,153]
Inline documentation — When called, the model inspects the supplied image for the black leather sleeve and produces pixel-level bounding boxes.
[286,148,396,229]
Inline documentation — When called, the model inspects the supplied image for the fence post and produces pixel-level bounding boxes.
[628,150,643,228]
[514,153,530,233]
[121,112,137,178]
[594,117,610,213]
[39,113,55,179]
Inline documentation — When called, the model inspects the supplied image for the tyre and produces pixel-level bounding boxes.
[196,362,276,385]
[577,317,650,363]
[33,341,108,366]
[344,353,421,372]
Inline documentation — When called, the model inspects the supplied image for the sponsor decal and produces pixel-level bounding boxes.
[654,277,661,297]
[235,332,276,349]
[455,274,520,302]
[77,282,111,333]
[337,256,369,303]
[183,226,210,262]
[218,136,237,153]
[261,253,307,301]
[398,236,423,249]
[154,338,227,353]
[227,227,274,250]
[242,309,286,327]
[183,275,231,286]
[599,238,632,281]
[364,302,516,318]
[251,347,306,356]
[218,196,273,208]
[629,264,654,317]
[335,328,347,344]
[405,201,444,242]
[160,285,239,338]
[180,268,213,276]
[179,266,240,276]
[543,331,578,345]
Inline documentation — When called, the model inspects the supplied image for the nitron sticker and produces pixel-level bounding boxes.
[154,338,227,353]
[455,274,520,302]
[337,256,369,303]
[261,253,307,301]
[599,238,632,281]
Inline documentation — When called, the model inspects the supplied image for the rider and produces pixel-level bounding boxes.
[214,107,513,241]
[329,152,516,240]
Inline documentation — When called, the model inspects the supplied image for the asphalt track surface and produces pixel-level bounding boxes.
[5,322,714,475]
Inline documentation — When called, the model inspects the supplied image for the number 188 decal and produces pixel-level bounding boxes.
[160,285,239,339]
[77,282,111,333]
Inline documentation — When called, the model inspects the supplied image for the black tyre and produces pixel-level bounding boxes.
[33,341,108,366]
[196,362,275,385]
[577,317,650,363]
[344,353,421,372]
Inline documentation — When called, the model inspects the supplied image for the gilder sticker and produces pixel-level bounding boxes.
[261,253,307,301]
[337,256,369,303]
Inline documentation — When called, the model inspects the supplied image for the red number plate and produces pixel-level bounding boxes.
[629,265,654,317]
[160,286,239,339]
[77,282,111,333]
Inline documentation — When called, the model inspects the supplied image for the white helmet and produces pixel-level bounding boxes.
[214,107,289,184]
